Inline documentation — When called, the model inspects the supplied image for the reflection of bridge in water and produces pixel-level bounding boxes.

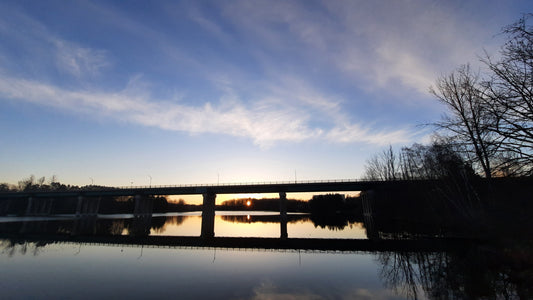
[0,180,425,239]
[0,234,469,253]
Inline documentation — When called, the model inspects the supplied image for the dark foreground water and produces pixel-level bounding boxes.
[1,243,400,299]
[1,212,531,299]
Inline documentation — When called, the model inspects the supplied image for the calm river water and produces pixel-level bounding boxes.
[0,211,529,299]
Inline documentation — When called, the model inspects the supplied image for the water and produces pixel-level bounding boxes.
[0,212,367,239]
[1,212,531,299]
[1,243,396,299]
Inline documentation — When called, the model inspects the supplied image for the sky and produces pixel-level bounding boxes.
[0,0,530,188]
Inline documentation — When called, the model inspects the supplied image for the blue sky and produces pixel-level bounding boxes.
[0,0,530,187]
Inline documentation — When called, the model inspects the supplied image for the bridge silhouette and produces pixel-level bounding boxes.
[0,179,414,198]
[0,180,428,239]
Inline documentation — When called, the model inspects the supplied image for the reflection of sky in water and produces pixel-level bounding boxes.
[0,213,380,298]
[0,212,368,239]
[149,212,368,239]
[0,242,409,299]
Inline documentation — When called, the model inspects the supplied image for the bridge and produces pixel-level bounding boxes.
[0,179,413,198]
[0,180,427,239]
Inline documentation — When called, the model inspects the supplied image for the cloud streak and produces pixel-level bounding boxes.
[54,40,109,78]
[219,0,506,96]
[0,73,416,147]
[0,4,110,82]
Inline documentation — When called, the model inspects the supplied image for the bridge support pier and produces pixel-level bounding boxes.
[76,196,100,216]
[76,196,83,216]
[130,195,153,236]
[361,190,378,240]
[0,199,11,216]
[25,197,34,215]
[134,195,153,216]
[279,192,288,239]
[25,197,54,216]
[201,192,216,238]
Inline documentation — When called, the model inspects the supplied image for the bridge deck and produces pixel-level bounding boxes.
[0,180,426,198]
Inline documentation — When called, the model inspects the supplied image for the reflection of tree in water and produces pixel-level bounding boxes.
[0,216,191,237]
[310,214,361,231]
[220,214,363,231]
[221,215,309,224]
[0,239,46,257]
[150,216,187,234]
[377,244,533,299]
[109,220,126,235]
[378,251,436,299]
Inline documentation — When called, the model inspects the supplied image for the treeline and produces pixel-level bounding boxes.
[218,198,308,212]
[308,194,361,215]
[307,194,364,230]
[0,175,202,215]
[0,175,107,192]
[0,194,176,216]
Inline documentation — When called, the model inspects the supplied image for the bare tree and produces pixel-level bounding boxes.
[482,14,533,175]
[430,65,499,178]
[18,175,36,191]
[364,145,399,180]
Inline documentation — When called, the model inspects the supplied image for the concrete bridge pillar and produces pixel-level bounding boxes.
[131,195,154,236]
[361,190,379,240]
[201,192,216,238]
[76,195,84,216]
[43,198,53,215]
[0,199,11,216]
[25,197,34,216]
[76,196,100,216]
[134,195,153,216]
[92,197,101,215]
[279,192,288,239]
[25,197,56,216]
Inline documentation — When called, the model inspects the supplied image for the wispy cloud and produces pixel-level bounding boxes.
[0,3,110,81]
[327,123,413,145]
[219,0,505,97]
[0,73,415,147]
[53,40,109,78]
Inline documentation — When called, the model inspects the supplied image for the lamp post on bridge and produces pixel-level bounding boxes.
[148,175,152,187]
